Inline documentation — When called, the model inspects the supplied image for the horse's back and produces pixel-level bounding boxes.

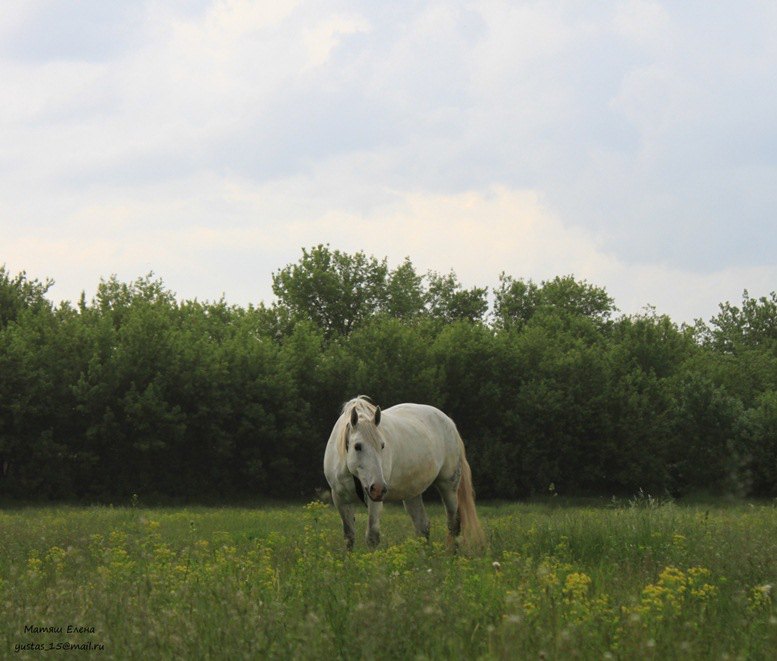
[384,402,459,438]
[323,415,349,492]
[383,401,450,436]
[381,403,462,499]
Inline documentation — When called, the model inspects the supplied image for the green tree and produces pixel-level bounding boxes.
[610,310,697,379]
[0,300,90,497]
[689,292,777,406]
[667,375,746,495]
[507,313,612,495]
[494,274,615,330]
[492,276,540,331]
[424,271,488,323]
[0,266,53,328]
[272,245,389,337]
[704,290,777,353]
[384,258,425,320]
[601,311,696,494]
[71,276,184,496]
[742,391,777,496]
[345,317,442,406]
[4,255,777,503]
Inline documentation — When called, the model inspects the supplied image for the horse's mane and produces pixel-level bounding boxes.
[335,395,379,458]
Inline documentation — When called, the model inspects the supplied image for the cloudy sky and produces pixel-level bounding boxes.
[2,0,776,323]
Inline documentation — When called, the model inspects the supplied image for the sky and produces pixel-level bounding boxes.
[1,0,776,324]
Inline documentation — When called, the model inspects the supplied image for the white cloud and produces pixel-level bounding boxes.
[6,172,770,325]
[0,1,43,37]
[1,1,775,325]
[612,0,672,52]
[303,15,371,70]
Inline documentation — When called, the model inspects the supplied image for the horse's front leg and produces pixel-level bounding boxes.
[332,492,356,551]
[366,499,383,548]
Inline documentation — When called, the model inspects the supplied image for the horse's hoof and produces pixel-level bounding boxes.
[445,534,458,553]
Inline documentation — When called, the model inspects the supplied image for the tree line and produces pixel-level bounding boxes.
[1,245,776,501]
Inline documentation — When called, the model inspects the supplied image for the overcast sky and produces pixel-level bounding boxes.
[2,0,776,323]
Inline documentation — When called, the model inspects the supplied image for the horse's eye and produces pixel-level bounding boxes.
[354,442,362,451]
[381,442,385,450]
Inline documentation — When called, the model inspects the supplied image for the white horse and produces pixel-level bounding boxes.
[323,396,484,551]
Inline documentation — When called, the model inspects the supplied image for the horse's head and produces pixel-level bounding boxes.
[345,404,388,502]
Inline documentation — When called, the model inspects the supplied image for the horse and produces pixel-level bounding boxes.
[323,396,485,551]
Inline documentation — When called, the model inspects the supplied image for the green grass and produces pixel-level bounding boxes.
[2,500,776,659]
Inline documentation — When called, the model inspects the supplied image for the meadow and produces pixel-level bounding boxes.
[2,499,776,660]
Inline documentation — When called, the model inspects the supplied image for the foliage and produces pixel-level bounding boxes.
[1,250,776,500]
[0,266,53,328]
[424,270,489,324]
[271,245,490,336]
[705,290,777,353]
[742,390,777,496]
[494,274,616,331]
[272,245,391,337]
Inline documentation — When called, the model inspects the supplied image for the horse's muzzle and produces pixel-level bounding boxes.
[368,482,388,502]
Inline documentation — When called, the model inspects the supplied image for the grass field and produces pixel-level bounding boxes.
[2,498,776,659]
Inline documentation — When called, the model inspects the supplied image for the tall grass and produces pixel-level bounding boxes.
[2,500,775,659]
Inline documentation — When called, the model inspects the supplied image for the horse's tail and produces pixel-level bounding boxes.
[457,441,486,554]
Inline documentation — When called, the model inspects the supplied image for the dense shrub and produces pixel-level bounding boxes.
[1,251,775,501]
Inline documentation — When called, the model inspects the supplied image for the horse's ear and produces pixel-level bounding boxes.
[350,407,358,428]
[374,406,381,426]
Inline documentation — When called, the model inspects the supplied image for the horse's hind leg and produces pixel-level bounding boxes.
[439,486,461,538]
[436,478,461,549]
[403,495,430,540]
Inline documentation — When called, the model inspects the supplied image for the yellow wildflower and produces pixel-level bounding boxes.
[563,572,592,602]
[26,551,43,577]
[749,584,773,612]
